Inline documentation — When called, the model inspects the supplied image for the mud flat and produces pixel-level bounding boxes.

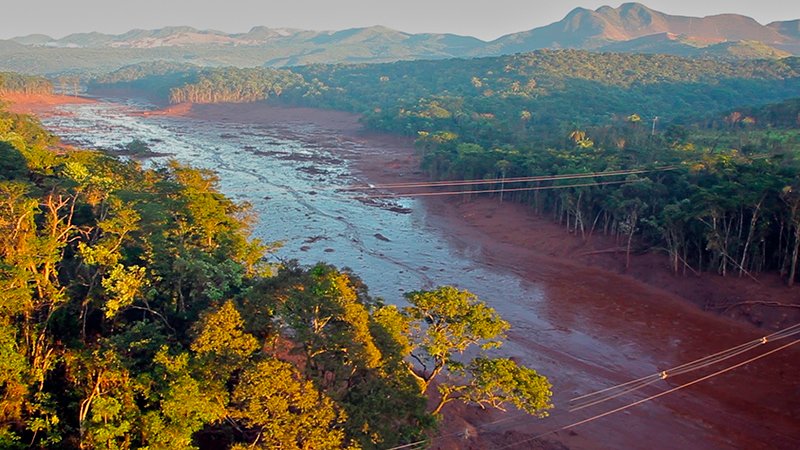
[34,100,800,449]
[1,92,95,115]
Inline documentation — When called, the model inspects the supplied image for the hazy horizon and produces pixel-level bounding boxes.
[1,0,798,41]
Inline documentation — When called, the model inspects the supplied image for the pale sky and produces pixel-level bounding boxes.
[1,1,797,41]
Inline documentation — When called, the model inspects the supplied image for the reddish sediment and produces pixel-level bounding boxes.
[30,100,800,449]
[0,92,95,115]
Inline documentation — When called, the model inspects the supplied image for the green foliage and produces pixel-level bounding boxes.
[400,287,550,417]
[405,286,509,369]
[286,51,800,139]
[273,263,430,448]
[141,349,224,450]
[0,72,53,94]
[230,359,348,449]
[88,62,201,101]
[1,104,553,449]
[459,358,552,416]
[101,264,148,318]
[696,97,800,129]
[0,142,28,181]
[191,301,260,359]
[168,67,306,104]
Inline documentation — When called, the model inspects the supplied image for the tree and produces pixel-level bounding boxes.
[229,359,348,450]
[274,264,431,448]
[140,349,224,450]
[402,286,552,417]
[444,357,552,416]
[781,183,800,286]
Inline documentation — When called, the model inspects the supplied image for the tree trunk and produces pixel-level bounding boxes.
[789,225,800,287]
[739,198,763,277]
[625,212,637,270]
[432,393,451,415]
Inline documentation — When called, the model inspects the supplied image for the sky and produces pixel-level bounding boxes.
[1,1,797,41]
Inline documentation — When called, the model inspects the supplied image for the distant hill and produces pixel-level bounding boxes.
[485,3,799,55]
[600,33,792,59]
[1,3,797,74]
[768,20,800,40]
[6,24,485,55]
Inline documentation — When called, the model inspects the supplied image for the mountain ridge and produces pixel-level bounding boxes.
[485,2,797,54]
[9,3,799,52]
[2,3,798,74]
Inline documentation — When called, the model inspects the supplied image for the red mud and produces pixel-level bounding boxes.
[0,92,95,115]
[36,101,800,449]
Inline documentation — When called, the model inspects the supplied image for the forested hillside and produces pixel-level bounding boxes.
[87,51,800,285]
[92,51,800,131]
[287,52,800,285]
[0,107,551,449]
[289,51,800,135]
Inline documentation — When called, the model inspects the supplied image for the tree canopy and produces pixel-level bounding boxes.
[0,105,552,449]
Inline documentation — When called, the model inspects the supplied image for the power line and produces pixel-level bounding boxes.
[385,324,800,450]
[362,179,642,199]
[344,166,680,191]
[569,322,800,411]
[495,338,800,449]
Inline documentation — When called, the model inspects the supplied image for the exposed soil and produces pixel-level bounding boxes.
[0,92,95,115]
[29,100,800,450]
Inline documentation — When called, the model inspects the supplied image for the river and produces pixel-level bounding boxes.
[39,98,800,450]
[44,99,544,302]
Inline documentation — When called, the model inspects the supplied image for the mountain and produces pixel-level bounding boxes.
[14,27,252,48]
[0,40,24,52]
[0,3,797,75]
[234,26,303,41]
[7,25,484,52]
[9,34,53,46]
[0,25,487,74]
[599,33,792,59]
[768,20,800,39]
[486,2,799,55]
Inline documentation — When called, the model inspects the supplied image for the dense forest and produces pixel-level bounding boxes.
[91,51,800,132]
[0,107,552,449]
[87,51,800,285]
[168,67,306,104]
[0,72,52,95]
[86,62,201,102]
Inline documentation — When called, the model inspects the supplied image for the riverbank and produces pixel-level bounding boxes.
[169,102,800,331]
[159,101,799,450]
[0,92,95,115]
[27,100,800,449]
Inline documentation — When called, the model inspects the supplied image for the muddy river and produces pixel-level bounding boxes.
[40,99,799,450]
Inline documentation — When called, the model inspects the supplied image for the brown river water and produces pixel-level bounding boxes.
[32,98,800,450]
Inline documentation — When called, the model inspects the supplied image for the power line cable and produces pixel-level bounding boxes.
[569,322,800,411]
[362,179,641,199]
[385,323,800,450]
[344,166,679,191]
[495,338,800,449]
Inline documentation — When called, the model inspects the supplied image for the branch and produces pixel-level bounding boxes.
[718,250,761,284]
[714,301,800,313]
[576,247,627,256]
[409,352,428,376]
[129,305,175,334]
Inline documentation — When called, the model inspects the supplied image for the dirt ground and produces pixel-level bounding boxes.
[167,102,800,450]
[18,99,800,450]
[1,92,94,115]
